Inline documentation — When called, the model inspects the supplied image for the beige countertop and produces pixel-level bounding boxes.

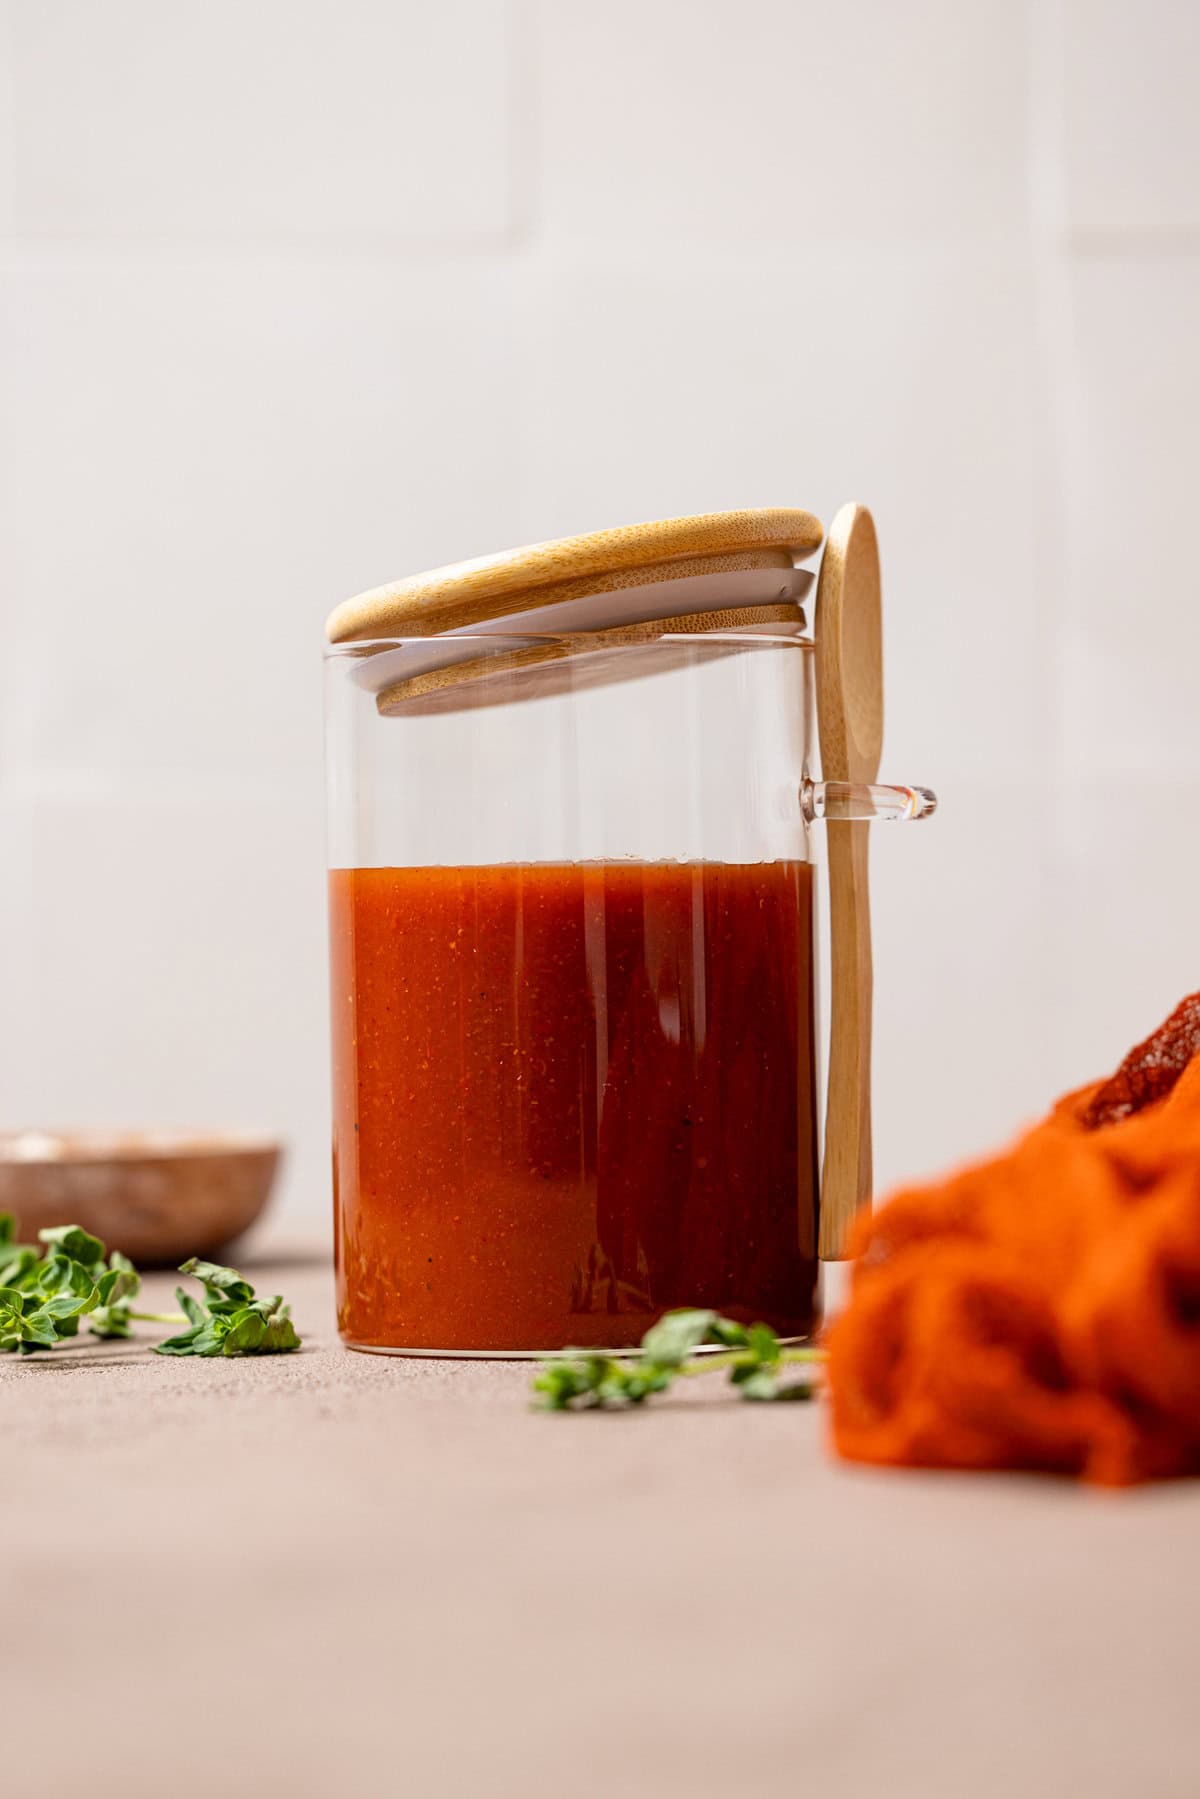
[6,1249,1198,1799]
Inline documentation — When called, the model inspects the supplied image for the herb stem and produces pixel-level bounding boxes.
[676,1345,825,1379]
[533,1309,824,1410]
[128,1310,188,1325]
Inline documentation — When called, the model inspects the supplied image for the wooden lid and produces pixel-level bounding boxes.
[326,508,824,642]
[373,600,809,716]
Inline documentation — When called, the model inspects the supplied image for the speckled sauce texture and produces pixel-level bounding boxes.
[329,862,819,1351]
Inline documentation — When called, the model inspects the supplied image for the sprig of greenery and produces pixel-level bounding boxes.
[0,1219,135,1353]
[38,1224,143,1340]
[153,1257,300,1357]
[532,1308,823,1411]
[0,1215,300,1357]
[88,1251,141,1338]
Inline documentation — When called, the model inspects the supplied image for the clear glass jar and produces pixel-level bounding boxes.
[325,621,931,1355]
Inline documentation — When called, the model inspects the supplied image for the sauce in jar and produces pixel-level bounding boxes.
[330,861,819,1351]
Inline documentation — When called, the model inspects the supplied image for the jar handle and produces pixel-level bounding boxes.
[804,774,937,1266]
[802,777,937,824]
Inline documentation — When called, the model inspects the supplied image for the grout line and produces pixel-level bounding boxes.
[0,230,1041,275]
[1066,226,1200,259]
[0,228,526,269]
[0,768,327,808]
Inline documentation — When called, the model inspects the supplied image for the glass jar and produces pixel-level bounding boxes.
[325,513,933,1355]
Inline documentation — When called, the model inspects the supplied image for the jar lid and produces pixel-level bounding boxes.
[326,507,824,642]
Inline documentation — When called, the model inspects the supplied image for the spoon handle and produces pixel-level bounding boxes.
[814,502,884,1259]
[819,819,873,1258]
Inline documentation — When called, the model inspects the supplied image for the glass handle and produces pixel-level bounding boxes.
[801,777,938,824]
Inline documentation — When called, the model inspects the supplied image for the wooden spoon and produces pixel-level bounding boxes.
[815,503,884,1259]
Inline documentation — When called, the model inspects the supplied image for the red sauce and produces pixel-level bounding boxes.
[330,862,820,1351]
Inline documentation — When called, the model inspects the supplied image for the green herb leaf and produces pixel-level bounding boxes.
[86,1251,143,1339]
[0,1216,38,1287]
[87,1304,134,1341]
[0,1284,30,1349]
[20,1312,61,1350]
[638,1308,719,1369]
[38,1291,95,1321]
[532,1350,672,1410]
[0,1284,73,1353]
[38,1224,105,1267]
[106,1252,140,1303]
[0,1245,38,1286]
[256,1301,300,1355]
[178,1288,205,1328]
[746,1322,782,1365]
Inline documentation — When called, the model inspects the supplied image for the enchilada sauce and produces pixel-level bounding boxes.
[330,862,819,1351]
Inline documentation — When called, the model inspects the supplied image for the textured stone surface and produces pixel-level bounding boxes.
[5,1251,1198,1797]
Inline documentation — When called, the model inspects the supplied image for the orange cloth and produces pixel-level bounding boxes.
[827,996,1200,1484]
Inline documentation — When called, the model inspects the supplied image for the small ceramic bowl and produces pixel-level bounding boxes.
[0,1131,282,1266]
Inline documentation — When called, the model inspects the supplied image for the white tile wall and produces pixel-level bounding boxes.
[0,796,35,1110]
[7,789,328,1150]
[6,250,524,783]
[1050,775,1200,1089]
[1061,0,1200,236]
[870,775,1054,1179]
[537,0,1030,244]
[1,0,1198,1232]
[1059,255,1200,778]
[10,0,515,241]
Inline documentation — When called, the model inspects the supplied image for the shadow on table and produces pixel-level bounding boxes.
[12,1337,155,1371]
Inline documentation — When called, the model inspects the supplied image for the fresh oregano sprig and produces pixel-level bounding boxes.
[153,1257,300,1357]
[0,1214,300,1357]
[0,1219,134,1352]
[532,1307,824,1411]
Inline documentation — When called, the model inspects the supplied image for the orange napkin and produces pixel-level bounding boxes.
[827,996,1200,1484]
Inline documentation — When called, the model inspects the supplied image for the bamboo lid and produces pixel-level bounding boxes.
[326,508,824,642]
[371,600,809,716]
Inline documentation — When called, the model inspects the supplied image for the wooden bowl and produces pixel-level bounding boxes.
[0,1131,282,1267]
